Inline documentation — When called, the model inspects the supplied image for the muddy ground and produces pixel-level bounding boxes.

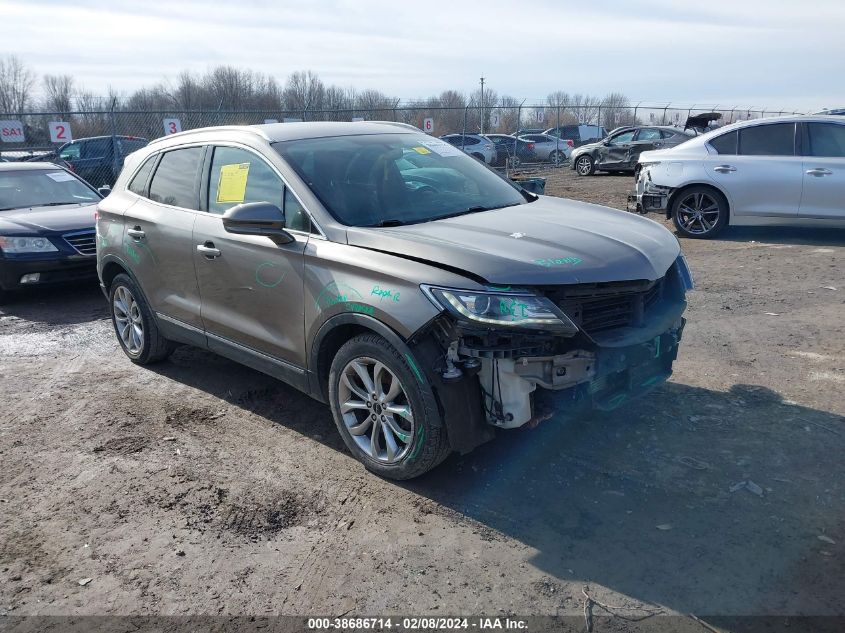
[1,168,843,628]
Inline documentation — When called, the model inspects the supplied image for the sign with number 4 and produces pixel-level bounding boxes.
[48,121,72,143]
[163,118,182,135]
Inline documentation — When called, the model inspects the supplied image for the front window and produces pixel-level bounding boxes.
[609,130,636,145]
[0,169,99,211]
[274,133,526,227]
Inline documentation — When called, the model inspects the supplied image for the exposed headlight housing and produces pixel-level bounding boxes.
[0,236,58,254]
[675,254,695,291]
[422,285,579,335]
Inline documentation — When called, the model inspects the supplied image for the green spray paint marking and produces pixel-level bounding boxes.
[124,243,141,264]
[315,282,363,310]
[404,353,425,385]
[499,297,530,318]
[487,285,512,292]
[371,285,401,302]
[344,302,374,316]
[409,425,426,461]
[654,335,661,359]
[255,262,286,288]
[534,256,582,268]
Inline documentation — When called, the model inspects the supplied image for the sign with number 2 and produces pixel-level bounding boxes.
[163,118,182,135]
[48,121,72,143]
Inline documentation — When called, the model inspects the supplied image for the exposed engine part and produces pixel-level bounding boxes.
[477,351,596,429]
[441,339,463,383]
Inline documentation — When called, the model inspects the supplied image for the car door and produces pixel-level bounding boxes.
[600,130,636,168]
[629,128,663,168]
[799,121,845,219]
[192,144,310,367]
[705,123,803,217]
[123,145,205,328]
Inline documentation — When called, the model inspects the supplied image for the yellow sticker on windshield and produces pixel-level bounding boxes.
[216,163,250,203]
[412,146,431,154]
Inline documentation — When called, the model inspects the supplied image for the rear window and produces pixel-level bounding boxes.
[148,147,203,209]
[83,139,111,159]
[709,131,737,155]
[738,123,795,156]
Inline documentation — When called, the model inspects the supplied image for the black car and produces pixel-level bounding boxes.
[484,134,537,167]
[0,162,101,302]
[570,126,695,176]
[57,135,149,187]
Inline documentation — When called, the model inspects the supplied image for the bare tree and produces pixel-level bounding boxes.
[282,70,325,116]
[601,92,637,129]
[0,55,35,113]
[43,74,75,116]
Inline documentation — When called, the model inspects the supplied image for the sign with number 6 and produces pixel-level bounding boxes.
[163,118,182,135]
[423,118,434,134]
[48,121,72,143]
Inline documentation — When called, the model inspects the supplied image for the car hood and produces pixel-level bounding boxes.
[346,197,680,285]
[0,203,97,235]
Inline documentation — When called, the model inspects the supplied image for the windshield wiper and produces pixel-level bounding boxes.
[39,201,86,207]
[370,219,407,227]
[437,202,520,221]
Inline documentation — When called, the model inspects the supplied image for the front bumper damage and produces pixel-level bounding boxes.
[627,166,672,214]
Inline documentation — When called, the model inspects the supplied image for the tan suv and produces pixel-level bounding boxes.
[97,122,691,479]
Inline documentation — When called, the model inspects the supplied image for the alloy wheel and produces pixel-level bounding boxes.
[337,357,414,464]
[677,192,721,235]
[576,156,593,175]
[113,285,144,355]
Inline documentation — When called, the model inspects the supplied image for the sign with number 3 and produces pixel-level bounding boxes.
[48,121,72,143]
[163,118,182,135]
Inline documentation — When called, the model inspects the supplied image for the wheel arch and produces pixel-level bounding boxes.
[666,182,731,222]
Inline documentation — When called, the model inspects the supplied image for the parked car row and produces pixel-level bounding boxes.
[440,132,574,167]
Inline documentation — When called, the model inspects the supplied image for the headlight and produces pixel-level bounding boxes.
[675,254,695,291]
[422,286,579,334]
[0,236,58,254]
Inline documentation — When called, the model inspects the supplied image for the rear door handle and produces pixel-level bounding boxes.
[127,227,145,239]
[806,168,833,176]
[714,165,737,173]
[196,242,221,259]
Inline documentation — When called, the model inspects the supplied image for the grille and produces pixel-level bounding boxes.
[64,230,96,256]
[545,277,666,335]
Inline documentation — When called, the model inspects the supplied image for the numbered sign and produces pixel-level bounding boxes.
[423,117,434,134]
[491,113,500,127]
[263,118,278,124]
[0,120,25,143]
[48,121,72,143]
[163,118,182,135]
[535,110,544,123]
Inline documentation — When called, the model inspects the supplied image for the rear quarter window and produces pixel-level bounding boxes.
[148,147,203,209]
[709,131,737,155]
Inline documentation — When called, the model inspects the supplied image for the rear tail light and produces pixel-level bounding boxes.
[567,140,574,148]
[527,143,535,151]
[93,208,99,221]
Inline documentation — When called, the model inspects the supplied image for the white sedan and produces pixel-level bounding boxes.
[518,133,573,165]
[631,115,845,238]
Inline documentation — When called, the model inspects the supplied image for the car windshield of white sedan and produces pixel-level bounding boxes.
[274,133,526,227]
[0,170,100,211]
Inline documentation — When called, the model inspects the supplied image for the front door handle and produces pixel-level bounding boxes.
[806,168,833,177]
[714,165,737,173]
[127,227,145,239]
[196,242,221,259]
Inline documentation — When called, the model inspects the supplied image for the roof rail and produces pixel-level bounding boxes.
[364,121,421,131]
[148,125,270,146]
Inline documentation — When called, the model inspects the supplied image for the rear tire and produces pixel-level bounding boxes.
[549,150,566,166]
[109,273,175,364]
[328,334,450,480]
[575,154,595,176]
[671,186,729,239]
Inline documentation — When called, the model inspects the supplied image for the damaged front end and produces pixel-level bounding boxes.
[628,162,673,214]
[416,256,692,443]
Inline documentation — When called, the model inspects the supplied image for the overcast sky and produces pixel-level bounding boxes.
[6,0,844,110]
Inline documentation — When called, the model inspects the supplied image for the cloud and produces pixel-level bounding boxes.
[4,0,844,109]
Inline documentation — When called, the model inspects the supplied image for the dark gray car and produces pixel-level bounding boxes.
[97,122,691,479]
[571,126,695,176]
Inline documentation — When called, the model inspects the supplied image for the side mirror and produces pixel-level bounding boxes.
[97,185,111,197]
[602,139,610,146]
[222,201,293,244]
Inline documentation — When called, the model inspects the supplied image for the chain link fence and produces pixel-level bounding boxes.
[1,102,807,186]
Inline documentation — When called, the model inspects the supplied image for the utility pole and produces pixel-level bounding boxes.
[479,75,485,134]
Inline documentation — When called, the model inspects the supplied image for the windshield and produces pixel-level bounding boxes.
[273,133,525,226]
[0,169,99,211]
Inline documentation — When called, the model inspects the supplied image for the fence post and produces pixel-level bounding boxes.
[462,106,468,149]
[109,97,119,184]
[633,101,641,123]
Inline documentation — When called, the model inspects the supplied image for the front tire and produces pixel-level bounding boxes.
[328,334,450,480]
[575,154,595,176]
[671,187,728,239]
[109,273,175,364]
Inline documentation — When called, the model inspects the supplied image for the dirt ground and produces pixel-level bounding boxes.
[1,168,844,627]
